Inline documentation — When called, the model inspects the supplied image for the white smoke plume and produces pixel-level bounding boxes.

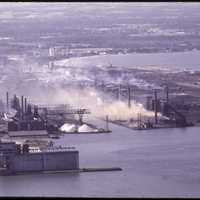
[31,86,159,121]
[0,56,161,122]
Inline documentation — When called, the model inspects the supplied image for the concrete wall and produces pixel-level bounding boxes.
[0,142,18,155]
[8,130,48,137]
[43,151,79,171]
[9,151,79,173]
[10,153,43,172]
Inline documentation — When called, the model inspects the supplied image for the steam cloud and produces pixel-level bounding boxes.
[30,86,158,121]
[0,58,160,122]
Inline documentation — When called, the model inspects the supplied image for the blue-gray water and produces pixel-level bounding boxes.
[1,119,200,197]
[55,50,200,71]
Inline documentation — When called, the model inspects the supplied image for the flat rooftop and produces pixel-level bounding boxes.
[8,130,48,137]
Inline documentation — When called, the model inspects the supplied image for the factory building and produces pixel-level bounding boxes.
[0,141,79,175]
[5,93,49,136]
[146,88,190,127]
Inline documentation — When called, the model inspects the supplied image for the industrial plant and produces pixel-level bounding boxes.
[102,83,195,130]
[0,91,119,176]
[0,91,111,138]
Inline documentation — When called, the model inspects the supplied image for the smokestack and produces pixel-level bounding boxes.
[128,86,131,108]
[94,77,97,89]
[106,115,109,131]
[137,113,140,128]
[101,81,105,91]
[101,81,105,105]
[166,86,169,103]
[118,84,121,101]
[154,90,158,124]
[116,89,118,100]
[6,92,9,112]
[24,98,27,114]
[21,96,24,120]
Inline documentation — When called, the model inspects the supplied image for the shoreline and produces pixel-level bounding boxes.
[0,167,122,176]
[54,49,200,72]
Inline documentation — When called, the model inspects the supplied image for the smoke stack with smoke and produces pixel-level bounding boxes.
[34,86,161,122]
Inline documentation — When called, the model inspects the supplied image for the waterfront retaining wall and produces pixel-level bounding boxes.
[9,151,79,173]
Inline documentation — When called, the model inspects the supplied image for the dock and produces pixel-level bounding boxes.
[0,167,122,176]
[61,130,112,134]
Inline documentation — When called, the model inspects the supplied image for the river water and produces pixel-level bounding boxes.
[55,50,200,71]
[1,119,200,197]
[1,50,200,197]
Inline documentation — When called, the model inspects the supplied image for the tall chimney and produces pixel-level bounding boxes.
[21,96,24,120]
[128,86,131,108]
[154,90,158,124]
[24,98,27,114]
[118,84,121,101]
[137,113,140,128]
[166,86,169,103]
[6,92,9,112]
[139,113,142,128]
[106,115,109,131]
